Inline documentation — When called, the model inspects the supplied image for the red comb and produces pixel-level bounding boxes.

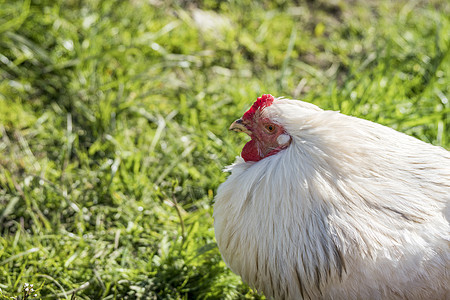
[242,94,275,120]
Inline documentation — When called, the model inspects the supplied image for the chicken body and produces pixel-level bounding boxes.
[214,96,450,299]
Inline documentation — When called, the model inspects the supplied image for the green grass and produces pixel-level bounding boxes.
[0,0,449,299]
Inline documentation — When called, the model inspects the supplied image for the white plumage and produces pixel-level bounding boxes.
[214,96,450,299]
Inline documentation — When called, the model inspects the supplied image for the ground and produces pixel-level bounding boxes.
[0,0,449,299]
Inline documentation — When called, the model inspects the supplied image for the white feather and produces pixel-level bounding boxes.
[214,98,450,299]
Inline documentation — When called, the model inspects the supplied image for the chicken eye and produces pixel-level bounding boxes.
[265,124,276,133]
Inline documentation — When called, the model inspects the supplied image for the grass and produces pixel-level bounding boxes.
[0,0,449,299]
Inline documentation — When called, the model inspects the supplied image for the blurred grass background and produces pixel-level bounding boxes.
[0,0,449,299]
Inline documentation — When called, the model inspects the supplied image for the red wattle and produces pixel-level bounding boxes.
[241,139,262,162]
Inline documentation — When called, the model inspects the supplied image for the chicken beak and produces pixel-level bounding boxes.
[229,118,252,136]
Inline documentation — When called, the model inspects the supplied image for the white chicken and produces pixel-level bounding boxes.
[214,94,450,299]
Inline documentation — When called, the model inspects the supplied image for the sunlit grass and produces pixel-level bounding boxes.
[0,0,449,298]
